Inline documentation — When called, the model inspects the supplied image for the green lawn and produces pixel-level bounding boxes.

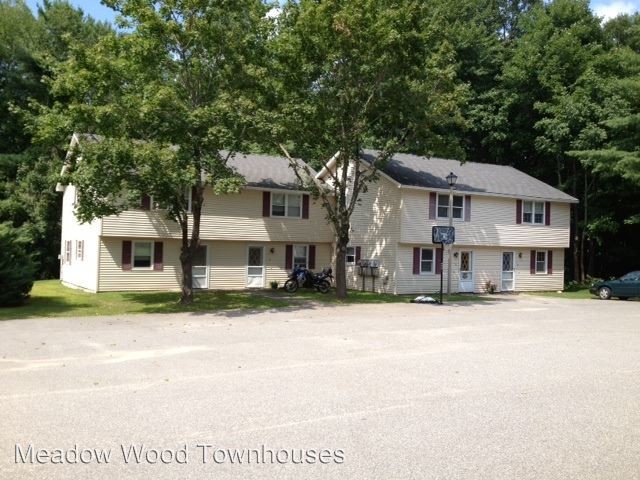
[0,280,493,320]
[0,280,290,320]
[275,289,492,304]
[526,288,593,299]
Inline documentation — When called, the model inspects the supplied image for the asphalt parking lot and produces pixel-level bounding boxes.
[1,295,640,480]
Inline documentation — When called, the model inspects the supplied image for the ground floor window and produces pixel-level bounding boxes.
[421,248,434,274]
[64,240,72,264]
[293,245,308,268]
[346,246,356,265]
[76,240,84,261]
[133,241,153,269]
[535,250,547,274]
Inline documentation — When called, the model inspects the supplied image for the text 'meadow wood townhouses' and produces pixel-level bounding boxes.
[58,134,578,294]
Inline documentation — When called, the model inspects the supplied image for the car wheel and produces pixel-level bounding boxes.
[598,287,612,300]
[284,279,298,293]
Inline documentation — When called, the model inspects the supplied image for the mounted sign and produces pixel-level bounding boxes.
[432,226,455,245]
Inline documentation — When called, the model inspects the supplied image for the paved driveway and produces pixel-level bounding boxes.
[1,295,640,479]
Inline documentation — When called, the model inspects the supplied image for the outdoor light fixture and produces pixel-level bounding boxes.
[446,171,458,187]
[270,247,275,254]
[518,252,523,258]
[454,252,459,258]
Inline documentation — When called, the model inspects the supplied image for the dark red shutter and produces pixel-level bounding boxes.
[302,194,309,219]
[516,200,522,224]
[122,241,132,271]
[547,250,553,275]
[436,248,443,274]
[464,195,471,222]
[530,250,536,274]
[545,202,551,226]
[262,191,271,217]
[355,246,361,265]
[285,244,293,270]
[428,192,437,220]
[141,194,151,210]
[413,247,420,275]
[153,241,164,271]
[308,245,316,269]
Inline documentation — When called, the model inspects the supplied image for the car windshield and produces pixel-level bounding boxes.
[620,271,640,281]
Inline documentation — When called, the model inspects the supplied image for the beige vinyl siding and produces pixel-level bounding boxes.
[345,175,401,294]
[60,185,101,292]
[98,237,333,292]
[395,245,452,295]
[101,188,333,243]
[514,248,565,292]
[99,237,182,291]
[210,241,333,290]
[400,190,571,248]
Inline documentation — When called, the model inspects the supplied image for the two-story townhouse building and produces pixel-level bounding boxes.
[58,134,334,292]
[316,150,578,294]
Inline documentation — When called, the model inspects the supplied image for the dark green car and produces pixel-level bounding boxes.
[590,271,640,300]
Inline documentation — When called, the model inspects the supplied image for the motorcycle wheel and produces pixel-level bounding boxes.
[284,279,299,293]
[317,280,330,294]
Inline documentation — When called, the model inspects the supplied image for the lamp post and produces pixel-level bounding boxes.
[446,171,458,294]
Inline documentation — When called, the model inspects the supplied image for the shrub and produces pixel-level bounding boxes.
[270,281,279,290]
[0,223,36,307]
[484,280,497,294]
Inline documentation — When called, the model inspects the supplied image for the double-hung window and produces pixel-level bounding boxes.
[76,240,84,261]
[437,194,463,220]
[271,193,302,218]
[523,201,544,224]
[535,251,547,274]
[293,245,308,268]
[420,248,434,274]
[133,241,153,269]
[346,247,356,265]
[64,240,72,264]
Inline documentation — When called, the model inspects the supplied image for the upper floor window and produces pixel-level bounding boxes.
[437,194,463,219]
[272,193,302,218]
[523,201,544,224]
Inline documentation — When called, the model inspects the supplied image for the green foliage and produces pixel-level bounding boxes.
[0,223,36,306]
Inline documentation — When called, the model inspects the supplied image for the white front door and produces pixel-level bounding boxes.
[459,250,474,292]
[192,245,208,289]
[246,246,265,288]
[501,252,515,292]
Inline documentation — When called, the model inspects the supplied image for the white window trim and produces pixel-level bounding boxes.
[132,241,154,270]
[436,194,464,220]
[534,250,547,274]
[420,248,435,275]
[293,244,309,269]
[522,200,545,225]
[271,193,302,219]
[346,246,356,265]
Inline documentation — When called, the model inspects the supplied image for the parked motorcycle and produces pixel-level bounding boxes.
[284,267,332,294]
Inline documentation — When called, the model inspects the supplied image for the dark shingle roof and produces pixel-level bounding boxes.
[226,152,312,191]
[73,134,307,191]
[363,149,577,203]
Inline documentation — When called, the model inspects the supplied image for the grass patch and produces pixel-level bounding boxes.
[1,281,496,320]
[0,280,291,320]
[275,289,492,304]
[526,288,593,299]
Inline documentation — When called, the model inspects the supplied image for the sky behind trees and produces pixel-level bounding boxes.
[24,0,640,24]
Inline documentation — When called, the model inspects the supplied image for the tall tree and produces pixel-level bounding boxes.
[270,0,467,298]
[31,0,271,303]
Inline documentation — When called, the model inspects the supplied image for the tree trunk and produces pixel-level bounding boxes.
[180,243,194,305]
[178,184,204,305]
[335,237,348,299]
